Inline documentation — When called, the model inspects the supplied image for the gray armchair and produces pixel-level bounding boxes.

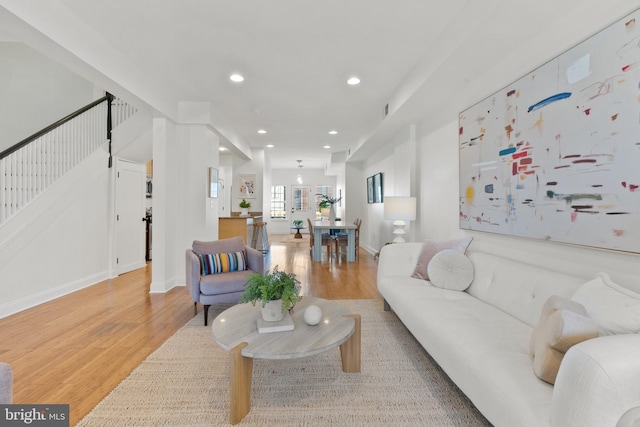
[186,236,265,326]
[0,362,12,404]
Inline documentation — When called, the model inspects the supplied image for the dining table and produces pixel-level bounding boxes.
[312,220,357,262]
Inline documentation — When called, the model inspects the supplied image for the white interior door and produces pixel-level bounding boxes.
[291,186,311,233]
[115,159,146,275]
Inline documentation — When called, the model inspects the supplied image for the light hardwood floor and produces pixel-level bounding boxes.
[0,234,380,425]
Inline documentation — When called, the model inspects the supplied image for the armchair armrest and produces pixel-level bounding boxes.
[552,334,640,427]
[185,249,202,302]
[245,246,265,275]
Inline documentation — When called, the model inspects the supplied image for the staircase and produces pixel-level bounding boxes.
[0,94,136,226]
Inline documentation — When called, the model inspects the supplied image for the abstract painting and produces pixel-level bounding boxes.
[238,174,256,198]
[459,9,640,253]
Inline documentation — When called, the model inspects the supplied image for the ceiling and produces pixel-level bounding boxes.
[1,0,638,169]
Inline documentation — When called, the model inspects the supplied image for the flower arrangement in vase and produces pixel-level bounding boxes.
[316,194,341,221]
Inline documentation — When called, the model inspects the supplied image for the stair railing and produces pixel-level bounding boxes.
[0,93,136,225]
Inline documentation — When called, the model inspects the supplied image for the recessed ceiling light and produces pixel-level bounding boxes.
[347,76,360,85]
[266,144,274,148]
[219,147,227,151]
[323,145,331,149]
[328,130,338,135]
[257,129,267,134]
[230,73,244,82]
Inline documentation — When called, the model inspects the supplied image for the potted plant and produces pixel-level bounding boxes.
[241,266,302,321]
[292,219,303,227]
[239,198,251,216]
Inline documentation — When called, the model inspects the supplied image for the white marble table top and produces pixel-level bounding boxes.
[211,297,355,360]
[312,220,357,230]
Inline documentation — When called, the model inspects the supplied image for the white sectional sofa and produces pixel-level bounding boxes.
[377,242,640,427]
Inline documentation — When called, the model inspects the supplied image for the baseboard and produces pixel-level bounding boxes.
[149,277,179,293]
[361,244,377,255]
[0,271,108,319]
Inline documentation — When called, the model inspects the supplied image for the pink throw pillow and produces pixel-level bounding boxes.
[411,237,473,281]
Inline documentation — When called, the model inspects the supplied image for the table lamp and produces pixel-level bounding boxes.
[383,196,416,243]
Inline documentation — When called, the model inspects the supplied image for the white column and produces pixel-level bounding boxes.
[150,117,178,292]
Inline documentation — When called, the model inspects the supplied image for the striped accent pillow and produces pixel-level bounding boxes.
[199,251,248,275]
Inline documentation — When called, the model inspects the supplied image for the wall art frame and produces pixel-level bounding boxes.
[208,167,218,198]
[373,172,383,203]
[238,174,256,198]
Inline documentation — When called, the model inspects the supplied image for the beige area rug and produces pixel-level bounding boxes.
[76,300,491,427]
[279,233,310,245]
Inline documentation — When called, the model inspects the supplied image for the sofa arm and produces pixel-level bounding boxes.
[185,249,202,302]
[245,246,265,275]
[0,362,12,404]
[377,242,424,279]
[552,334,640,427]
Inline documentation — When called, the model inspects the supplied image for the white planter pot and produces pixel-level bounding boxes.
[240,207,249,216]
[261,299,285,322]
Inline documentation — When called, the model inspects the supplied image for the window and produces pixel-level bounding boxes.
[270,185,286,219]
[315,185,335,217]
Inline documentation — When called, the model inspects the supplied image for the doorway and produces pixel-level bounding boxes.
[291,186,311,233]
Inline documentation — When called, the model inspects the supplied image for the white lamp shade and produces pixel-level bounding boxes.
[384,197,416,221]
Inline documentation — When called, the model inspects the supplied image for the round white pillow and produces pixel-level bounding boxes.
[427,249,474,291]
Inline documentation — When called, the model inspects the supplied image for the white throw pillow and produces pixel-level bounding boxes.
[572,272,640,335]
[427,249,474,291]
[411,237,473,281]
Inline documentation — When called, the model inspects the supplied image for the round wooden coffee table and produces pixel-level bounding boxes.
[212,297,361,424]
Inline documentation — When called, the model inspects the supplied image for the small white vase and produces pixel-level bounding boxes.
[261,299,285,322]
[240,207,249,216]
[329,205,336,222]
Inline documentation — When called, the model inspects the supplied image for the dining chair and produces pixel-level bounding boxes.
[307,218,333,260]
[335,218,361,260]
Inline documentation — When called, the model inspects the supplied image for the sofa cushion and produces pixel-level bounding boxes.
[427,249,474,291]
[530,296,598,384]
[199,251,247,275]
[411,237,473,281]
[199,270,253,296]
[572,272,640,335]
[466,252,586,328]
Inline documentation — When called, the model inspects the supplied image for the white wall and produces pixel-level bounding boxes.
[151,118,222,291]
[0,42,97,152]
[232,149,264,216]
[344,162,365,226]
[179,125,220,247]
[360,143,395,253]
[0,146,111,318]
[358,5,640,290]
